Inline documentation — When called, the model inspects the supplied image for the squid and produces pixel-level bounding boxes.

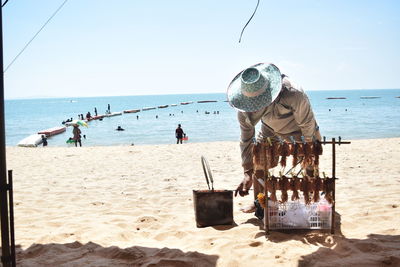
[302,176,312,205]
[302,142,314,169]
[313,140,323,167]
[292,176,301,201]
[292,142,299,167]
[279,142,290,168]
[313,176,322,202]
[323,177,334,204]
[280,175,290,203]
[271,141,280,168]
[269,176,277,202]
[252,142,267,171]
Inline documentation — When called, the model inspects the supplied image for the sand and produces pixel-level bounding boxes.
[4,138,400,266]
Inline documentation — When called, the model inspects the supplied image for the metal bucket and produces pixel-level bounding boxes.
[193,156,234,227]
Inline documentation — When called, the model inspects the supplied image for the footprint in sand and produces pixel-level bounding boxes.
[249,241,262,247]
[136,216,158,223]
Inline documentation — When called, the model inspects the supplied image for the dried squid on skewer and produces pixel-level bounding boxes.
[297,142,305,157]
[279,142,290,168]
[271,141,280,168]
[292,142,299,167]
[279,175,290,203]
[252,142,266,171]
[312,176,322,202]
[269,176,278,202]
[292,176,301,201]
[313,140,323,167]
[323,177,334,204]
[302,176,312,205]
[302,142,314,169]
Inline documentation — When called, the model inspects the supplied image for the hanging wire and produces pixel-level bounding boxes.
[2,0,10,8]
[238,0,260,43]
[4,0,69,73]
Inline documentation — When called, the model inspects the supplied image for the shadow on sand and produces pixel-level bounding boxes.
[244,211,400,266]
[12,241,219,267]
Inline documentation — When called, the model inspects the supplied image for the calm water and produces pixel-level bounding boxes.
[5,89,400,146]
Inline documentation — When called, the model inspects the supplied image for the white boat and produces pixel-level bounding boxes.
[18,134,43,147]
[104,112,122,117]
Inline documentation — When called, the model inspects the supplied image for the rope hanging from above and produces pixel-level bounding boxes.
[238,0,260,43]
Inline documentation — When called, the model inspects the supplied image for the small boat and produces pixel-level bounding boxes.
[180,101,193,105]
[326,97,347,99]
[360,96,381,99]
[89,115,105,120]
[170,104,178,107]
[38,126,66,137]
[158,105,169,108]
[123,109,141,113]
[18,134,43,147]
[104,112,122,117]
[197,100,217,103]
[142,107,156,111]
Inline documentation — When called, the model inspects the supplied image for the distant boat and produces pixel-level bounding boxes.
[360,96,381,99]
[89,115,105,120]
[158,105,169,108]
[38,126,66,137]
[180,101,193,105]
[326,97,347,99]
[197,100,217,103]
[105,112,122,117]
[18,134,43,147]
[142,107,156,111]
[123,109,140,113]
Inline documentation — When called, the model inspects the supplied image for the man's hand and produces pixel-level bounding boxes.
[235,169,253,197]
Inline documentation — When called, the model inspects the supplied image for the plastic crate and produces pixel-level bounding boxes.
[267,196,332,230]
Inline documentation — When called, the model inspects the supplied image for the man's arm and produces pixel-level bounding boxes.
[238,111,255,171]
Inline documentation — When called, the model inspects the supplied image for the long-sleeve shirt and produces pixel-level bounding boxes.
[238,77,321,171]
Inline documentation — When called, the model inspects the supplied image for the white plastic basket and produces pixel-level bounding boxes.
[267,195,332,230]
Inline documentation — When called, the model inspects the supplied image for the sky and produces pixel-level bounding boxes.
[2,0,400,99]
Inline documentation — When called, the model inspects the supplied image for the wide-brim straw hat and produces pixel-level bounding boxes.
[227,63,282,112]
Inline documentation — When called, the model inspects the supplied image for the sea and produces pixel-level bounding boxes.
[4,89,400,147]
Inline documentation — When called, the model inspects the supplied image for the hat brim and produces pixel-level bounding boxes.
[227,63,282,112]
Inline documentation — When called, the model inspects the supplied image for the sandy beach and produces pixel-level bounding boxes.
[5,138,400,266]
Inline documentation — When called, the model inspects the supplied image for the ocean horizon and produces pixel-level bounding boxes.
[5,89,400,147]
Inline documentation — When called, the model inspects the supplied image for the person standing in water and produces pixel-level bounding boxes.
[175,124,185,144]
[72,125,82,147]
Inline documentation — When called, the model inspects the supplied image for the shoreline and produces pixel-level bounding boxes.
[8,135,400,149]
[7,137,400,266]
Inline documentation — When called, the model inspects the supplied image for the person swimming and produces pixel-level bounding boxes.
[116,126,125,131]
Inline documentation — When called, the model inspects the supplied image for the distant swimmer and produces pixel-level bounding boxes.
[116,126,125,131]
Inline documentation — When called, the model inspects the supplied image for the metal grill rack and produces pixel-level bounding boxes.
[258,137,350,235]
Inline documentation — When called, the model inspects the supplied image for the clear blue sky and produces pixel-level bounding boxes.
[2,0,400,99]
